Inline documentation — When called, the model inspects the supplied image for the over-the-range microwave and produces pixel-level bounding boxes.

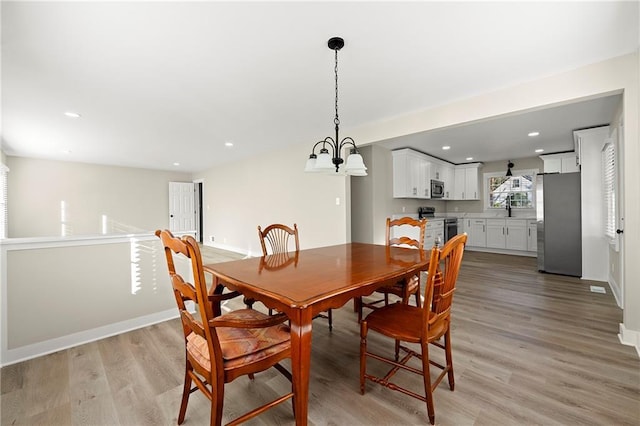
[431,179,444,198]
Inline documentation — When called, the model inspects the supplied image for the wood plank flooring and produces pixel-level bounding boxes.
[2,248,639,425]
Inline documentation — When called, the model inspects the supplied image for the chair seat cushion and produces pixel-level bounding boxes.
[365,303,447,343]
[186,309,291,371]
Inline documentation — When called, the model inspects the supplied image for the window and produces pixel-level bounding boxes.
[0,164,8,239]
[484,169,537,210]
[602,141,616,239]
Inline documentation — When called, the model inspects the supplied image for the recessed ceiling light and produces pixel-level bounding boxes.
[528,131,540,137]
[225,141,234,147]
[535,149,544,153]
[173,162,180,166]
[64,112,81,118]
[466,157,473,161]
[442,146,450,150]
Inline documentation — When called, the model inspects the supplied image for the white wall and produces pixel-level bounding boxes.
[193,141,349,256]
[576,126,610,282]
[6,156,192,237]
[1,233,183,366]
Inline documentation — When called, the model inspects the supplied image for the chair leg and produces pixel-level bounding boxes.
[414,282,421,308]
[359,321,368,395]
[177,364,192,425]
[211,377,225,426]
[444,326,455,390]
[394,339,400,362]
[356,297,363,323]
[421,341,436,425]
[328,309,333,331]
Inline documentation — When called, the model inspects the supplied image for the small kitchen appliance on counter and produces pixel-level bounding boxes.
[418,206,435,219]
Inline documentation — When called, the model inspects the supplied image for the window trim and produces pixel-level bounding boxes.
[483,168,539,211]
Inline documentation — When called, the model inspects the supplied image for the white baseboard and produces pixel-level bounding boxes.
[608,275,622,308]
[1,308,178,367]
[465,246,537,257]
[205,241,254,257]
[618,323,640,358]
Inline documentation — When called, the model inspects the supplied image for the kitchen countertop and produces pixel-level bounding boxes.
[393,213,536,221]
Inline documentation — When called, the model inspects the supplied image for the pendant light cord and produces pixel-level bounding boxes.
[334,49,340,127]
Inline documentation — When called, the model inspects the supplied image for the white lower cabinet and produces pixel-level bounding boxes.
[486,219,506,249]
[505,219,527,251]
[527,220,537,252]
[483,219,528,251]
[465,218,486,247]
[425,219,444,248]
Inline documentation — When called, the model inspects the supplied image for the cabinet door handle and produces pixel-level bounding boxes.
[502,227,505,235]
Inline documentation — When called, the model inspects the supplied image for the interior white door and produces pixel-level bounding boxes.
[169,182,195,233]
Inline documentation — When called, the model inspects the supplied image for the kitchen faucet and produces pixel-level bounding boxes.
[506,195,512,217]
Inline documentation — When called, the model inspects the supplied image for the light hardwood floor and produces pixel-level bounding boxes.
[2,248,639,425]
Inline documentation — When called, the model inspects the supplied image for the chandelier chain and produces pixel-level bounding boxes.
[334,48,339,127]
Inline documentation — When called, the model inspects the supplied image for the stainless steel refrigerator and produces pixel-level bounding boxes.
[536,172,582,276]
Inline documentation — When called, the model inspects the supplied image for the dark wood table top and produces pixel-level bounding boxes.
[204,242,429,310]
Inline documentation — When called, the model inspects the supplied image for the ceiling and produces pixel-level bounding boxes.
[1,2,638,173]
[376,93,622,165]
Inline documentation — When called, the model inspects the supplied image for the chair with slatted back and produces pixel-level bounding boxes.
[359,233,467,425]
[356,217,427,322]
[155,229,294,426]
[258,223,333,330]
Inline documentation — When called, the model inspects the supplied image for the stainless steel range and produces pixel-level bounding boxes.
[444,217,458,242]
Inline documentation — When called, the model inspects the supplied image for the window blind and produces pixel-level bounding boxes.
[601,142,616,239]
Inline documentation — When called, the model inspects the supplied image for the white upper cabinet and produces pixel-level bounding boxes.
[540,152,580,173]
[440,164,454,199]
[392,149,431,199]
[453,163,481,200]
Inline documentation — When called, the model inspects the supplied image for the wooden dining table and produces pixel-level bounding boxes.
[203,242,429,426]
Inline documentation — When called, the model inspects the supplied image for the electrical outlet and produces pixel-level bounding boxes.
[210,236,215,242]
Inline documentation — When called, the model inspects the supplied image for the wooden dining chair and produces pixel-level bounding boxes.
[156,230,294,426]
[258,223,333,330]
[356,217,426,322]
[359,233,467,425]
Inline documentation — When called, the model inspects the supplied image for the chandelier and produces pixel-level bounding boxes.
[304,37,367,176]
